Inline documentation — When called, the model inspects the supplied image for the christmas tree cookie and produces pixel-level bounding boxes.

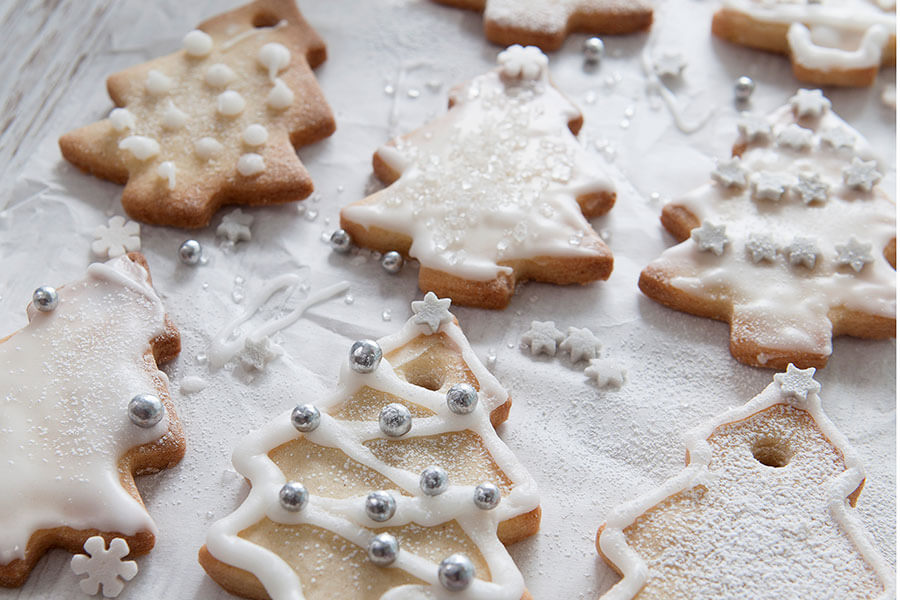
[596,365,895,599]
[59,0,335,228]
[199,293,540,600]
[340,45,616,309]
[639,90,895,369]
[0,254,183,587]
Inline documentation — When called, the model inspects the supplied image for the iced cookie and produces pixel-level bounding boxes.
[59,0,335,228]
[712,0,896,86]
[596,365,895,599]
[0,254,183,587]
[340,45,616,309]
[433,0,653,51]
[199,293,540,600]
[639,90,896,369]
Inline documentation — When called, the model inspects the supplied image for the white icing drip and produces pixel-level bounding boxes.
[237,153,265,176]
[266,78,294,110]
[208,279,349,369]
[221,19,287,51]
[161,100,188,130]
[109,108,135,132]
[205,309,540,600]
[242,124,269,147]
[640,36,711,134]
[194,137,224,161]
[217,90,246,117]
[788,23,889,70]
[257,42,291,81]
[205,63,237,88]
[183,29,213,57]
[156,161,176,190]
[0,256,171,564]
[144,69,172,96]
[118,136,160,161]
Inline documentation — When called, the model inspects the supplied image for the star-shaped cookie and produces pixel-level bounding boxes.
[59,0,335,228]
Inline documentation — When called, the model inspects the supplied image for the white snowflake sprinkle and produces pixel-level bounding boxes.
[793,173,829,204]
[91,216,141,259]
[691,221,729,256]
[842,157,882,191]
[411,292,453,334]
[217,208,254,244]
[70,536,138,598]
[711,158,747,189]
[789,88,831,118]
[776,124,814,151]
[497,44,547,81]
[559,327,601,362]
[653,51,687,78]
[787,237,820,269]
[835,237,874,272]
[774,364,820,401]
[820,126,856,151]
[584,358,626,388]
[239,335,283,371]
[736,113,772,143]
[750,171,795,202]
[521,321,564,356]
[745,233,777,263]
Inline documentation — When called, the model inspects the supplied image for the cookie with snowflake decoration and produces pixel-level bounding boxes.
[711,0,895,86]
[199,296,540,600]
[59,0,335,228]
[596,365,895,599]
[639,90,896,369]
[0,253,183,587]
[432,0,652,51]
[340,45,616,309]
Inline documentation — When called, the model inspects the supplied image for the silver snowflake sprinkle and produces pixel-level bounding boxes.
[793,173,829,204]
[710,158,748,189]
[820,126,856,151]
[787,237,820,269]
[217,208,254,243]
[411,292,453,334]
[789,88,831,118]
[521,321,565,356]
[835,237,874,272]
[751,171,796,202]
[653,50,687,78]
[691,221,729,256]
[776,124,814,151]
[584,358,626,388]
[842,157,882,191]
[559,327,601,362]
[745,233,777,263]
[736,113,772,143]
[774,364,820,401]
[70,536,138,598]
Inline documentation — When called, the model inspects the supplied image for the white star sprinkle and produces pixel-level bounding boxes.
[793,173,829,204]
[70,537,138,598]
[216,208,254,244]
[736,113,772,143]
[711,158,748,189]
[411,292,454,334]
[787,237,820,269]
[559,327,601,362]
[820,126,856,151]
[584,358,626,388]
[91,216,141,258]
[789,88,831,118]
[835,237,874,272]
[774,364,820,401]
[745,233,777,263]
[240,335,282,371]
[751,171,796,202]
[691,221,729,255]
[842,157,882,191]
[776,124,814,151]
[521,321,565,356]
[653,50,687,78]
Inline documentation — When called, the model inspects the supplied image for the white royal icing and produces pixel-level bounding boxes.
[118,135,160,161]
[205,299,540,600]
[217,90,246,117]
[157,160,176,190]
[109,108,135,132]
[645,92,896,362]
[597,366,895,599]
[161,100,188,130]
[341,46,614,281]
[194,137,224,161]
[237,153,265,176]
[183,29,213,57]
[266,78,294,110]
[482,0,649,35]
[242,124,269,147]
[144,69,172,96]
[0,256,172,564]
[205,63,237,88]
[257,42,291,81]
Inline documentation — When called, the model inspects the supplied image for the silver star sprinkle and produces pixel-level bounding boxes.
[787,237,820,269]
[711,158,748,189]
[835,237,874,272]
[793,173,830,204]
[217,208,254,244]
[559,327,601,362]
[774,364,820,401]
[411,292,453,334]
[745,233,778,263]
[691,221,729,255]
[820,126,856,151]
[521,321,565,356]
[584,358,626,388]
[653,50,687,78]
[842,157,882,191]
[751,171,796,202]
[776,124,814,151]
[736,113,772,143]
[789,88,831,118]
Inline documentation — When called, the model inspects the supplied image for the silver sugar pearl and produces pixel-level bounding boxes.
[379,403,412,437]
[290,404,321,433]
[349,339,383,373]
[446,383,478,415]
[329,229,352,253]
[583,37,605,64]
[473,482,501,510]
[365,490,397,522]
[419,465,449,496]
[438,554,475,591]
[278,481,309,512]
[178,239,202,265]
[381,250,404,274]
[128,393,165,428]
[367,532,399,567]
[32,286,59,312]
[734,76,755,101]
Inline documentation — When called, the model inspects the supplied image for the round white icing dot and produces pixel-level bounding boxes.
[205,63,236,88]
[157,161,176,190]
[161,101,188,130]
[237,153,265,176]
[217,90,246,116]
[118,136,160,161]
[145,69,172,96]
[183,29,213,57]
[242,124,268,146]
[194,137,224,160]
[266,78,294,110]
[108,108,135,132]
[257,42,291,79]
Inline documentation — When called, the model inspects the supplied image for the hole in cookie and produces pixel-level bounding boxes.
[751,437,792,468]
[402,368,445,391]
[252,12,279,27]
